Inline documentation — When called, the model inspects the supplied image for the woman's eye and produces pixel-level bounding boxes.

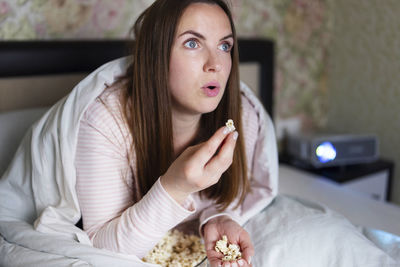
[219,43,232,52]
[184,40,198,49]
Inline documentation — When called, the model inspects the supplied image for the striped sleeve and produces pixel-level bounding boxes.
[75,95,195,258]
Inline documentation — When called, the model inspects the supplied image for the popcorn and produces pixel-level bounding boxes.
[143,230,206,267]
[215,235,242,262]
[225,119,235,132]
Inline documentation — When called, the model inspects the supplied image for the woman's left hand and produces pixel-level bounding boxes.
[203,216,254,267]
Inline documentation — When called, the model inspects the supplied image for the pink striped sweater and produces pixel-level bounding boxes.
[75,83,278,258]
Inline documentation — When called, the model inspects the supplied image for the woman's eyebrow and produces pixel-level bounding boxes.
[220,33,234,41]
[178,30,233,41]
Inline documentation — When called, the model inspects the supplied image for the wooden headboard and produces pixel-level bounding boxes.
[0,39,274,117]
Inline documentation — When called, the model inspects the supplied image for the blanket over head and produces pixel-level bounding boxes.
[0,57,159,266]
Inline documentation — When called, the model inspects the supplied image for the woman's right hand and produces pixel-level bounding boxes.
[160,126,238,204]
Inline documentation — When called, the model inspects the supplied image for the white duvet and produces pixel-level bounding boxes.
[245,195,399,266]
[0,57,398,267]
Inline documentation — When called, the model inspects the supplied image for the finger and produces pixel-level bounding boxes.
[241,244,254,265]
[195,126,231,165]
[236,259,247,267]
[242,254,253,266]
[236,231,254,266]
[234,261,247,267]
[205,131,238,174]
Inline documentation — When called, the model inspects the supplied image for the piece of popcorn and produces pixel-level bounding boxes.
[214,235,242,262]
[225,119,235,132]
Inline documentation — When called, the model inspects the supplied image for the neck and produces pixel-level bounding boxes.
[172,112,201,157]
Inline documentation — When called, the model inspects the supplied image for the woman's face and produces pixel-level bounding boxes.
[169,3,233,117]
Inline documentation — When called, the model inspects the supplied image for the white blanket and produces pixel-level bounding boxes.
[245,195,399,266]
[0,57,398,266]
[0,57,157,266]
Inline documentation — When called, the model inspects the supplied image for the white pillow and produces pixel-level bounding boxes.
[0,107,48,176]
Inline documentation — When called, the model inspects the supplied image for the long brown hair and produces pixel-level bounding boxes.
[121,0,249,210]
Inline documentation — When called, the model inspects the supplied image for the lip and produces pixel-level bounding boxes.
[201,81,221,97]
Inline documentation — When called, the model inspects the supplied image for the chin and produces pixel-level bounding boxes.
[198,101,221,114]
[177,99,222,116]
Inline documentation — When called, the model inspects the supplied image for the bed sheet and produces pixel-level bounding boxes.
[1,194,399,266]
[279,164,400,237]
[244,195,400,266]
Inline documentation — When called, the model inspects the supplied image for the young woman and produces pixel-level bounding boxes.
[74,0,277,266]
[1,1,398,267]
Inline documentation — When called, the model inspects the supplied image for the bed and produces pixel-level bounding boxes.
[1,39,399,266]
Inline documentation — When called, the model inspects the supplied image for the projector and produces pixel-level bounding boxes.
[286,133,379,168]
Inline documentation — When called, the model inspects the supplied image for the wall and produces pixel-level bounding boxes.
[327,0,400,205]
[232,0,333,136]
[0,0,151,39]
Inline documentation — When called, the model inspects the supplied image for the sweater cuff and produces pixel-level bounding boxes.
[156,178,196,212]
[112,178,196,257]
[129,178,196,239]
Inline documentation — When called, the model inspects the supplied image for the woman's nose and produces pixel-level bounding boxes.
[203,51,222,73]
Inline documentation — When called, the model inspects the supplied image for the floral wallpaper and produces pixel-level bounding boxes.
[0,0,334,136]
[0,0,153,39]
[232,0,333,133]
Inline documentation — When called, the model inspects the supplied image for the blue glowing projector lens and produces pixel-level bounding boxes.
[315,142,337,163]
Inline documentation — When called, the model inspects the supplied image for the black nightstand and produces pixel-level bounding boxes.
[279,156,394,202]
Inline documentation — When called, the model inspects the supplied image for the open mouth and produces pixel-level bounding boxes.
[202,86,220,97]
[202,81,221,97]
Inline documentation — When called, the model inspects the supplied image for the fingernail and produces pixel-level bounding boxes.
[248,257,252,264]
[231,262,238,267]
[238,259,245,266]
[233,131,239,140]
[223,126,230,135]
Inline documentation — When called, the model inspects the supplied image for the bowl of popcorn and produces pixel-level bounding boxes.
[142,230,242,267]
[142,229,208,267]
